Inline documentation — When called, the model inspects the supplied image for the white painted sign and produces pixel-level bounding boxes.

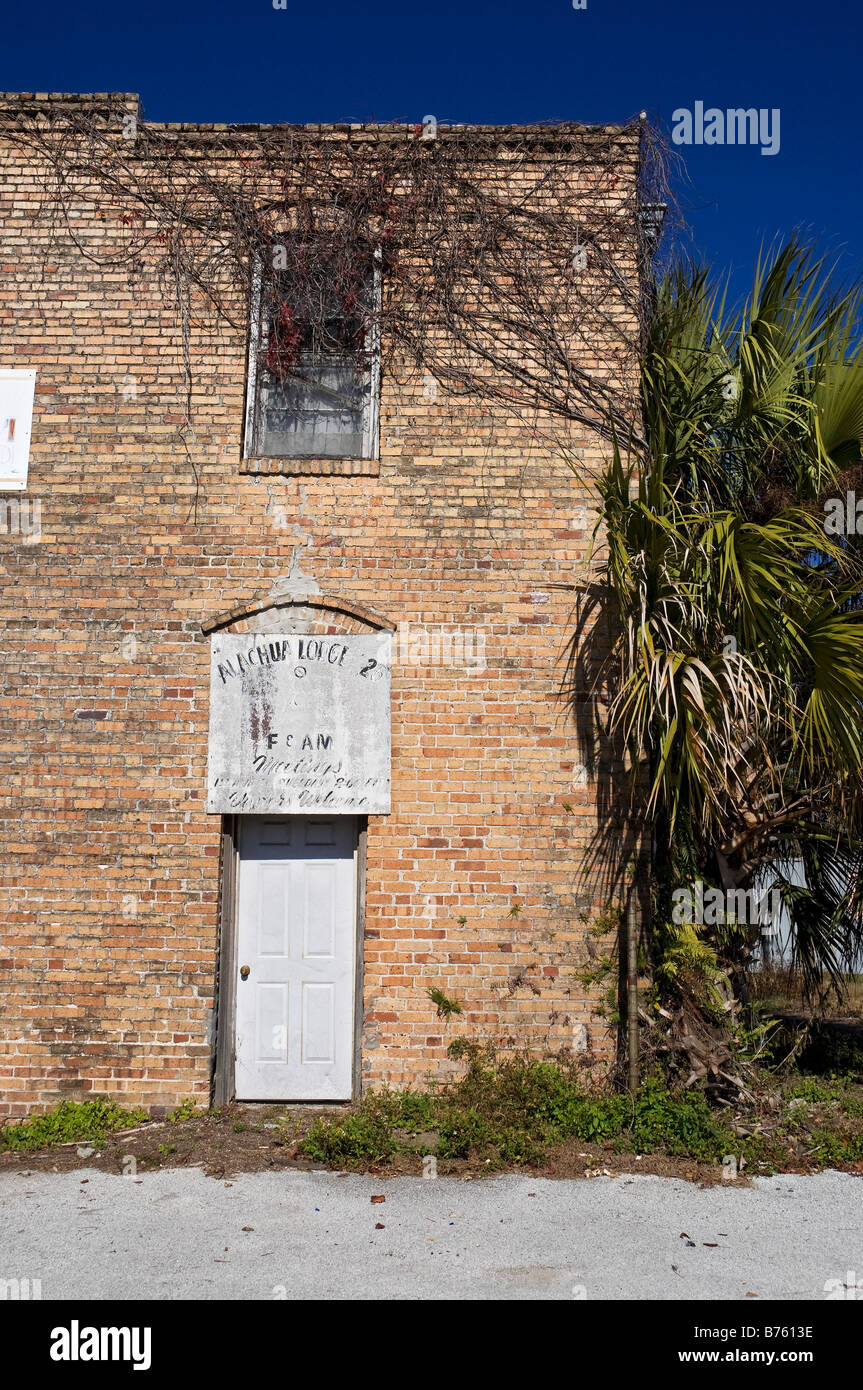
[207,632,391,814]
[0,370,36,491]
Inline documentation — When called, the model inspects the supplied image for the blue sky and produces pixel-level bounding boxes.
[2,0,861,303]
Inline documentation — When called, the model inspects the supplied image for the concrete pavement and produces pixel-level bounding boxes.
[1,1166,861,1300]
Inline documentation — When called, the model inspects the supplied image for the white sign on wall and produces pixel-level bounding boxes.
[0,370,36,491]
[207,631,392,814]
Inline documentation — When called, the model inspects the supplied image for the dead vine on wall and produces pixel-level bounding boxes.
[1,99,673,449]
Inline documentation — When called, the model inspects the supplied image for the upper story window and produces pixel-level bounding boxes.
[245,248,381,461]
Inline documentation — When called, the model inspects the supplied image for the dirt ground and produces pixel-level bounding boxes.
[2,1102,860,1185]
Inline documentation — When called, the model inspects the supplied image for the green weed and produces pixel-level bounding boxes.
[0,1099,149,1152]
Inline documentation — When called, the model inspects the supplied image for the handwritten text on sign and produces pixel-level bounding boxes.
[207,632,391,814]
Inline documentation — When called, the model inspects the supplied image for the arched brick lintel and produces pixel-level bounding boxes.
[200,591,396,635]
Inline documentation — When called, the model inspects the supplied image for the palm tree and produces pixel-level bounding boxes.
[596,240,863,1048]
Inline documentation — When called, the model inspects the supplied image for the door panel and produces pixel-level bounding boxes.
[234,815,357,1100]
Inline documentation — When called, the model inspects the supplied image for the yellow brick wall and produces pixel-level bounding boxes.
[0,97,640,1114]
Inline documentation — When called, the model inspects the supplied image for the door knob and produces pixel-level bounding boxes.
[240,965,250,980]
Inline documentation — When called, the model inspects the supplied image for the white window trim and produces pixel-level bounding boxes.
[362,249,383,461]
[244,250,381,462]
[243,262,263,460]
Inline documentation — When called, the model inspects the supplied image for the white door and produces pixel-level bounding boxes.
[234,815,357,1100]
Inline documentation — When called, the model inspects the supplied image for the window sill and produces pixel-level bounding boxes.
[240,456,380,478]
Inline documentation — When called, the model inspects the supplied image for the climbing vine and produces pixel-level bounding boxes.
[1,97,674,447]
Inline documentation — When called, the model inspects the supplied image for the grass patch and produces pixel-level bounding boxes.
[752,966,863,1020]
[167,1099,200,1123]
[809,1129,863,1164]
[0,1099,149,1153]
[300,1095,401,1166]
[297,1043,863,1172]
[297,1043,740,1169]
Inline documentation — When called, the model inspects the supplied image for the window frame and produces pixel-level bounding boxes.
[244,250,381,463]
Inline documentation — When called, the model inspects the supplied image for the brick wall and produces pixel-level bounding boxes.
[0,96,640,1115]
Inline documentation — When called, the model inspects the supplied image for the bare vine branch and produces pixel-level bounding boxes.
[1,98,674,456]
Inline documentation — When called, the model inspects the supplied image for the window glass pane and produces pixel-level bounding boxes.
[252,253,378,460]
[259,353,368,458]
